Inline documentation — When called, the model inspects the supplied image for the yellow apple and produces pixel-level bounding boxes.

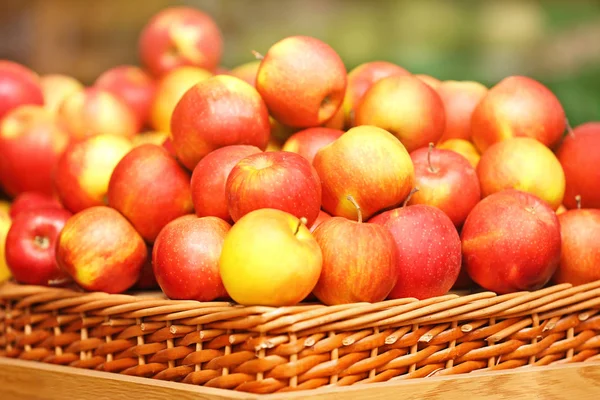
[437,139,481,169]
[0,210,11,282]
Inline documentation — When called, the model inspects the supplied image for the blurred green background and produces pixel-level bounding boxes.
[2,0,599,125]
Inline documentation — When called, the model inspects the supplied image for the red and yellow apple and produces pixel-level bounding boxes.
[9,191,63,219]
[0,209,12,283]
[437,80,488,142]
[310,210,331,232]
[228,60,260,87]
[132,130,169,147]
[415,74,441,90]
[0,60,44,120]
[39,74,83,114]
[437,139,481,168]
[282,127,344,164]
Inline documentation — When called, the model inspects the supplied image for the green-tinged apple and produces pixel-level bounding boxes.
[471,76,566,153]
[0,209,10,283]
[153,215,230,301]
[9,192,62,219]
[40,74,83,114]
[54,134,133,213]
[313,125,414,220]
[461,189,561,294]
[312,196,397,305]
[477,137,565,210]
[282,127,344,164]
[437,139,480,168]
[0,60,44,120]
[437,80,488,142]
[228,60,261,87]
[415,74,441,90]
[0,105,70,196]
[56,206,147,293]
[310,210,331,232]
[219,208,322,306]
[191,145,262,222]
[171,75,270,170]
[108,144,193,243]
[226,151,322,226]
[256,36,347,128]
[355,75,446,152]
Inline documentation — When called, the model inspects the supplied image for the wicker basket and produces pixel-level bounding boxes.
[1,280,600,394]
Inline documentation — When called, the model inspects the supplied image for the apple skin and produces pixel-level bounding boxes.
[171,75,271,170]
[437,139,481,169]
[39,74,83,114]
[0,60,44,120]
[9,192,63,219]
[408,146,481,227]
[556,122,600,209]
[477,137,565,210]
[355,75,446,152]
[437,80,488,142]
[219,208,322,306]
[342,61,410,128]
[553,209,600,285]
[58,87,139,141]
[132,246,159,290]
[108,144,194,243]
[138,6,223,76]
[191,145,262,222]
[256,36,347,128]
[370,204,461,300]
[0,105,70,197]
[282,127,344,164]
[5,208,73,286]
[226,151,322,227]
[54,134,133,213]
[415,74,442,90]
[228,60,261,87]
[0,209,12,283]
[312,214,398,305]
[461,189,562,294]
[95,65,157,129]
[313,125,415,221]
[471,76,566,153]
[310,210,332,233]
[132,131,169,147]
[556,204,567,215]
[153,215,230,301]
[56,206,147,293]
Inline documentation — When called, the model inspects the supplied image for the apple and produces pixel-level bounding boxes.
[355,75,446,152]
[408,144,481,227]
[0,199,10,215]
[312,196,397,304]
[256,36,347,128]
[282,127,344,164]
[226,151,322,226]
[556,122,600,209]
[477,137,565,210]
[437,80,488,142]
[461,189,561,294]
[9,192,63,219]
[108,144,194,243]
[0,209,11,283]
[56,206,147,293]
[556,204,567,215]
[132,246,159,290]
[437,138,480,168]
[153,215,230,301]
[191,145,262,222]
[219,208,322,306]
[150,66,212,133]
[322,105,345,130]
[0,60,44,120]
[310,210,331,233]
[265,138,282,152]
[228,60,261,87]
[5,208,72,286]
[0,105,70,197]
[313,125,414,221]
[415,74,441,90]
[342,61,410,127]
[39,74,83,114]
[95,65,157,129]
[471,76,566,153]
[132,131,169,147]
[58,87,138,141]
[171,75,271,170]
[370,201,461,300]
[138,6,223,76]
[54,134,133,213]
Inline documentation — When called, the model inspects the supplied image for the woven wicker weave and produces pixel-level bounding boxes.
[1,280,600,394]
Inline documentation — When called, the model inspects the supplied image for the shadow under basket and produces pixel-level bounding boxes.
[1,280,600,395]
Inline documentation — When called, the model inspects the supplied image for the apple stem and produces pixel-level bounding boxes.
[34,235,50,250]
[566,117,575,137]
[346,195,362,223]
[251,50,264,60]
[576,195,582,209]
[427,142,438,173]
[294,217,308,236]
[403,187,420,207]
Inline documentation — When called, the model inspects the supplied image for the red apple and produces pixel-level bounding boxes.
[256,36,347,128]
[408,144,481,227]
[310,210,331,232]
[153,215,230,301]
[355,75,446,152]
[415,74,441,90]
[108,144,194,243]
[556,122,600,209]
[133,246,159,290]
[0,60,44,120]
[313,125,414,221]
[282,127,344,164]
[226,151,322,226]
[461,189,561,294]
[471,76,566,153]
[39,74,83,114]
[0,105,70,197]
[171,75,270,170]
[191,145,262,222]
[437,80,488,142]
[5,208,72,286]
[56,206,147,293]
[228,60,261,87]
[312,196,397,305]
[9,192,63,219]
[370,202,461,300]
[138,6,223,76]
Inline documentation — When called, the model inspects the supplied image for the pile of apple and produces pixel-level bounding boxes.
[0,6,599,308]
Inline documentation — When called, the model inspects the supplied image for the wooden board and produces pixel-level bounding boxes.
[1,357,600,400]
